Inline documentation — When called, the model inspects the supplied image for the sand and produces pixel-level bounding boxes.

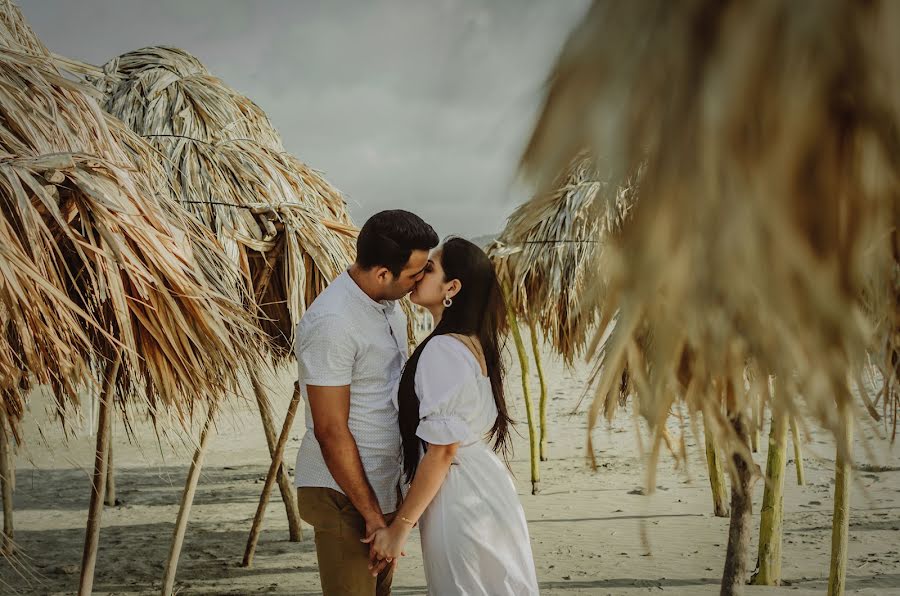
[2,342,898,595]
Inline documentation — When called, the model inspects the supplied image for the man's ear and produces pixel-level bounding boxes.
[374,266,393,284]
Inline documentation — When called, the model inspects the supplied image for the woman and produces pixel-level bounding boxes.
[363,237,539,595]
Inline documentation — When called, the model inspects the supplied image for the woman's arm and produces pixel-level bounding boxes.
[362,441,458,567]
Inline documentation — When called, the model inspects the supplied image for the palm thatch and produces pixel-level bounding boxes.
[489,153,630,364]
[523,3,899,590]
[0,40,264,435]
[0,0,48,57]
[97,47,284,150]
[523,0,898,458]
[94,47,357,358]
[145,135,357,353]
[91,44,360,567]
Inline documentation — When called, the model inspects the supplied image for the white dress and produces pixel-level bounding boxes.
[413,335,539,596]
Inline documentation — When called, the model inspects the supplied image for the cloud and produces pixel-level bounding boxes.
[21,0,589,237]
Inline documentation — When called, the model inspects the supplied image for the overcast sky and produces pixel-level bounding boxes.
[22,0,589,239]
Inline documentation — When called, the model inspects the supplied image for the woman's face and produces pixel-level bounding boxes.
[410,249,454,308]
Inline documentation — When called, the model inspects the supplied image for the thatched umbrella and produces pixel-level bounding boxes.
[488,153,624,492]
[522,1,898,594]
[493,153,617,364]
[90,45,358,585]
[0,0,48,57]
[98,46,284,151]
[0,22,266,596]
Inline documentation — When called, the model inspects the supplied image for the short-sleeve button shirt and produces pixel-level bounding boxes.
[293,271,408,513]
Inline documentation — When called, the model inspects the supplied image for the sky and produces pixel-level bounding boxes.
[21,0,590,239]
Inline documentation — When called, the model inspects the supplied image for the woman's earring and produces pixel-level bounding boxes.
[443,295,453,308]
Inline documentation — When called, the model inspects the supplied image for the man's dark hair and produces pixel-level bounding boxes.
[356,210,439,277]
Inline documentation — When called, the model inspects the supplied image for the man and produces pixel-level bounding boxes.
[294,210,439,595]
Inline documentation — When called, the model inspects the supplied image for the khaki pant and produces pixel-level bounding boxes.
[297,487,395,596]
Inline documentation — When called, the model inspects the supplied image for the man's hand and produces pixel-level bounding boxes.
[363,521,409,577]
[365,515,391,575]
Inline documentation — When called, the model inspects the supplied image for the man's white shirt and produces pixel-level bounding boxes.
[293,271,408,513]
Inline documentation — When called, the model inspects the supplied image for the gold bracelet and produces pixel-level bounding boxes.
[399,515,417,526]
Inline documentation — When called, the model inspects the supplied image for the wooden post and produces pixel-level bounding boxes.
[0,401,14,554]
[502,283,540,494]
[827,413,853,596]
[104,438,116,507]
[527,317,549,462]
[789,415,805,485]
[703,415,729,517]
[243,382,302,567]
[720,382,756,596]
[751,409,788,585]
[750,394,761,453]
[249,372,302,542]
[160,400,219,596]
[78,354,121,596]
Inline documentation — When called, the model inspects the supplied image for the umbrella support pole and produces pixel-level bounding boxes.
[827,412,852,596]
[104,438,116,506]
[0,400,13,554]
[250,373,302,542]
[502,284,540,494]
[751,409,788,585]
[527,317,549,462]
[160,400,219,596]
[243,382,303,567]
[703,415,729,518]
[789,415,805,485]
[78,354,121,596]
[720,380,757,596]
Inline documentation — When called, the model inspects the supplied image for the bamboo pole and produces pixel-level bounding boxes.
[827,413,853,596]
[160,400,219,596]
[104,439,116,507]
[751,394,761,453]
[789,415,805,485]
[527,316,549,462]
[751,409,788,585]
[502,283,540,494]
[0,401,13,554]
[243,382,302,567]
[249,372,302,542]
[78,354,121,596]
[703,415,729,518]
[721,380,755,596]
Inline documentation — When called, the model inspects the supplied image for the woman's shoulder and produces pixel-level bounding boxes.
[417,335,482,376]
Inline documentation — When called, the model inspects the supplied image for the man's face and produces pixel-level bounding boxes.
[380,249,430,300]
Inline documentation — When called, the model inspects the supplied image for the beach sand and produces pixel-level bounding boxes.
[3,342,899,595]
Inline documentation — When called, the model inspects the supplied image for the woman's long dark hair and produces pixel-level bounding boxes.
[398,237,512,482]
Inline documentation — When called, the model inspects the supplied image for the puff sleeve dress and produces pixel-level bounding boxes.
[413,335,539,595]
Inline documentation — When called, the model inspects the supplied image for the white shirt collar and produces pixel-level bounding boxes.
[340,270,393,313]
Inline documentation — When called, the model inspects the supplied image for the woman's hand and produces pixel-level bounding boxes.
[361,523,411,575]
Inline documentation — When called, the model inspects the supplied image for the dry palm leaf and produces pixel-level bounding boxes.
[489,153,631,364]
[98,46,284,150]
[96,46,357,358]
[522,0,899,462]
[0,39,264,436]
[0,0,48,57]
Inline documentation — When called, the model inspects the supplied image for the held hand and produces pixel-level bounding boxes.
[361,525,410,576]
[364,516,388,574]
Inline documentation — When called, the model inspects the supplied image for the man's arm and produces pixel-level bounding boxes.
[307,384,384,532]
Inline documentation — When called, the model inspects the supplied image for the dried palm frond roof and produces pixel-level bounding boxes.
[522,0,899,459]
[92,46,357,358]
[144,135,356,354]
[0,0,48,56]
[97,46,284,150]
[0,41,264,435]
[488,153,631,364]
